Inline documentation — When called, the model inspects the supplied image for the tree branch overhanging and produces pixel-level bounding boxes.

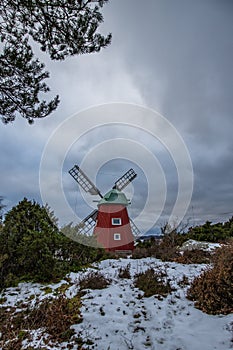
[0,0,111,124]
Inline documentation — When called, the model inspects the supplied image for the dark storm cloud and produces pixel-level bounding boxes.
[104,0,233,223]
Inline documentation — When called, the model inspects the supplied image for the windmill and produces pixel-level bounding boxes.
[69,165,141,252]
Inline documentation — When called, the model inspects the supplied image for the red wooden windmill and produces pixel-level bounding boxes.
[69,165,140,252]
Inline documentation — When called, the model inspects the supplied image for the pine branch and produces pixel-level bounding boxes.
[0,0,111,123]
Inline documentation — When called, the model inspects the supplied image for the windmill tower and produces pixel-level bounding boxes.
[69,165,140,253]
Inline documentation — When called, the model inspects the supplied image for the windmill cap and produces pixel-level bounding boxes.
[98,189,130,206]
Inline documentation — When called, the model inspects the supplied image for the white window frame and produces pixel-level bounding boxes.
[114,233,121,241]
[112,218,122,226]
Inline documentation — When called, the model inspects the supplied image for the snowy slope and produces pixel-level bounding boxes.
[1,258,232,350]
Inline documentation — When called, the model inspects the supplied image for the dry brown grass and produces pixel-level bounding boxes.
[0,294,83,349]
[187,242,233,314]
[118,263,131,279]
[78,270,111,290]
[174,249,211,264]
[134,268,173,297]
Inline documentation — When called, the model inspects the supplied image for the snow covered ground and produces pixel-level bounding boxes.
[180,239,222,252]
[1,257,232,350]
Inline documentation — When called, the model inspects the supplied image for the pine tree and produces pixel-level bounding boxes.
[187,218,233,242]
[0,198,107,289]
[0,0,111,123]
[0,196,6,225]
[0,198,60,287]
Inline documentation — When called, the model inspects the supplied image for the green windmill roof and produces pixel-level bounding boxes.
[98,189,130,206]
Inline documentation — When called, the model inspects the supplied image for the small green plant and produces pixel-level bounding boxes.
[79,271,111,290]
[18,330,28,340]
[54,283,70,295]
[41,286,53,294]
[134,268,173,297]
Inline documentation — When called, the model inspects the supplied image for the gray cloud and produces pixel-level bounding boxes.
[0,0,232,229]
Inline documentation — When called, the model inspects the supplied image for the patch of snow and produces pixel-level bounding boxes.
[180,239,222,252]
[0,258,232,350]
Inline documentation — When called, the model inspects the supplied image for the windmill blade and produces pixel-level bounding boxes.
[130,218,141,238]
[114,168,137,191]
[77,209,98,235]
[69,165,103,197]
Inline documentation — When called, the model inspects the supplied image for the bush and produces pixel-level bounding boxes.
[134,268,173,297]
[155,245,180,262]
[79,271,111,290]
[187,242,233,314]
[0,198,60,288]
[132,247,151,259]
[0,294,82,349]
[174,249,211,264]
[27,295,82,340]
[0,198,108,290]
[118,264,131,279]
[132,232,184,261]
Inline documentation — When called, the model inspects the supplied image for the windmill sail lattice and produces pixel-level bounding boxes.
[114,168,137,191]
[77,209,98,235]
[130,218,141,238]
[69,165,103,197]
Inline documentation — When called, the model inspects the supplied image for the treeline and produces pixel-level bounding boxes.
[134,217,233,261]
[0,198,107,290]
[186,219,233,242]
[139,218,233,250]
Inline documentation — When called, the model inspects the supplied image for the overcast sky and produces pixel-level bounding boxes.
[1,0,233,232]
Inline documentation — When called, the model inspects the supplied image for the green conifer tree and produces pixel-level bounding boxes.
[0,198,60,287]
[0,0,111,123]
[0,198,107,289]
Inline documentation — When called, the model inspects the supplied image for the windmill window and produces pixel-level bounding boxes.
[112,218,122,225]
[114,233,121,240]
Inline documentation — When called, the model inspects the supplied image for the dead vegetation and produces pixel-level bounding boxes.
[187,242,233,314]
[174,249,211,264]
[0,294,82,350]
[118,263,131,279]
[133,234,213,264]
[134,268,173,297]
[78,270,111,290]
